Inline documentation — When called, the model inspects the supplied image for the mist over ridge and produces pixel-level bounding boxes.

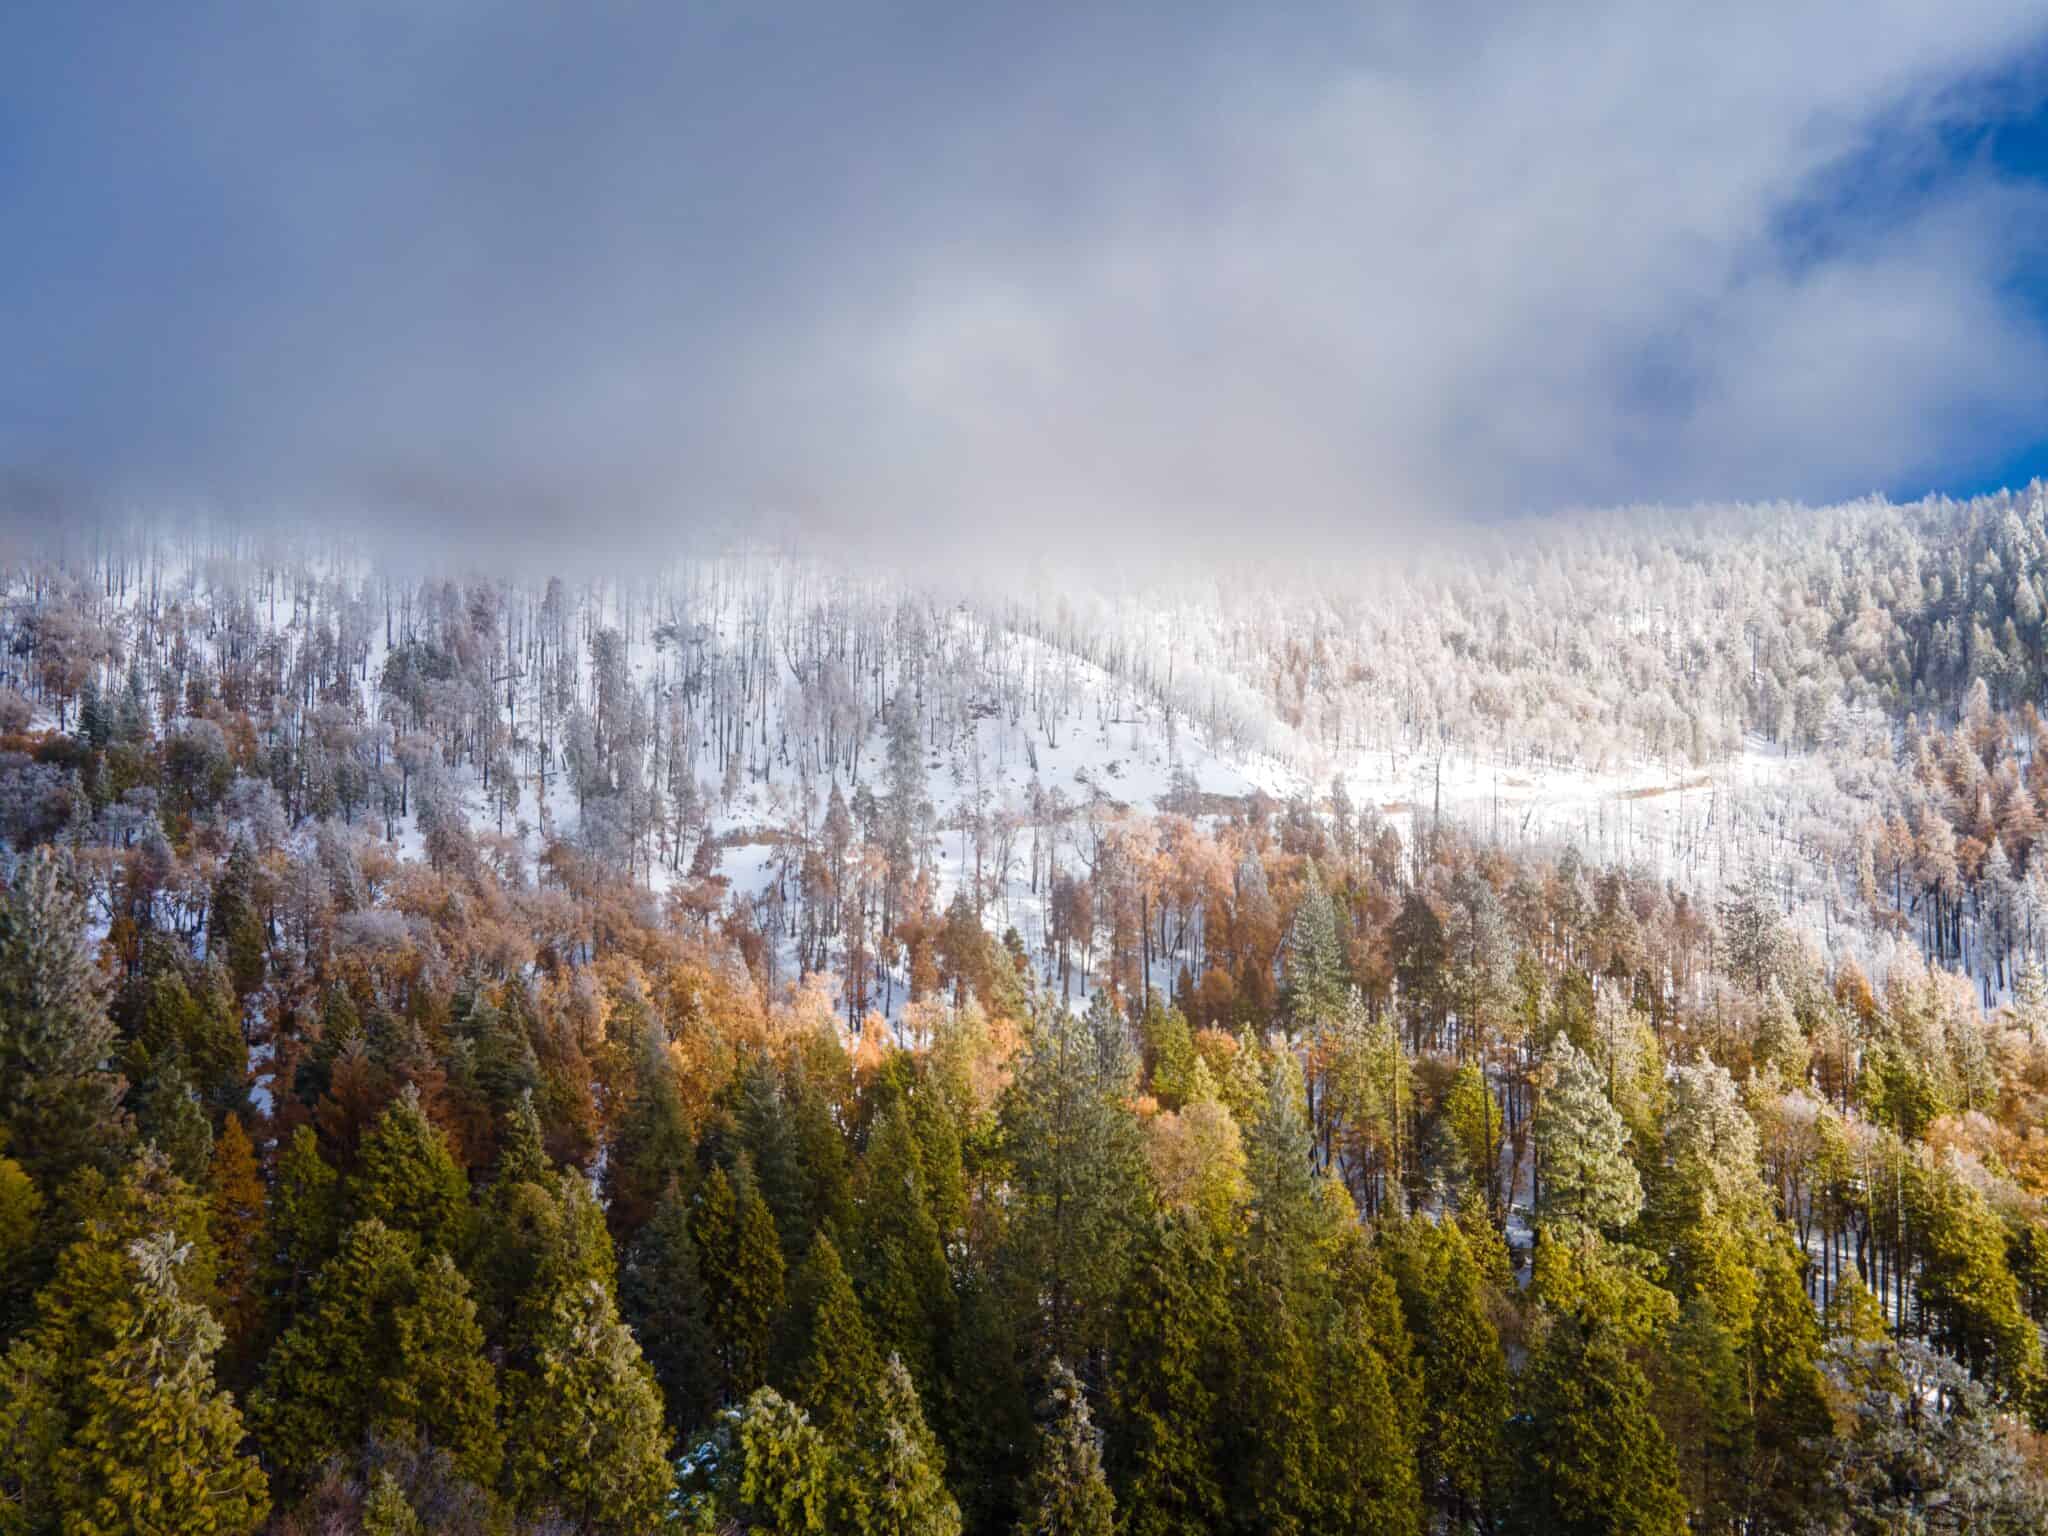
[7,3,2048,555]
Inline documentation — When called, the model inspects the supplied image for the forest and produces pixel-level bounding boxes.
[2,493,2048,1534]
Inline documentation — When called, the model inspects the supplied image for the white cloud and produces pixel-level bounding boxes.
[5,2,2047,553]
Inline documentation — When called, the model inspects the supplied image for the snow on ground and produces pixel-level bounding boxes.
[34,548,1859,1007]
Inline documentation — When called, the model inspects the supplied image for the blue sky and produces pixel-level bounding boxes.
[5,4,2048,551]
[1939,90,2048,498]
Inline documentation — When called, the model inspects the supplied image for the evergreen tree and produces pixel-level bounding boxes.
[1534,1035,1642,1235]
[1439,1061,1497,1217]
[504,1279,673,1534]
[856,1103,954,1399]
[248,1217,418,1487]
[1382,1216,1508,1527]
[270,1124,341,1311]
[1140,1002,1200,1110]
[207,838,267,1001]
[841,1354,962,1536]
[1,1164,236,1536]
[495,1175,619,1365]
[942,1264,1036,1536]
[1718,869,1785,992]
[350,1084,470,1255]
[0,850,129,1186]
[1228,1272,1321,1536]
[1001,1001,1151,1364]
[386,1250,503,1489]
[602,1022,692,1239]
[1512,1314,1686,1536]
[788,1055,856,1241]
[905,1080,970,1252]
[77,671,109,749]
[118,950,249,1121]
[1107,1221,1230,1534]
[0,1312,70,1534]
[1317,1295,1424,1535]
[1246,1055,1320,1255]
[693,1165,786,1402]
[1334,1235,1427,1475]
[791,1232,882,1443]
[618,1177,714,1435]
[114,663,152,744]
[735,1053,811,1259]
[1014,1359,1114,1536]
[131,1057,214,1184]
[51,1232,269,1536]
[1821,1337,2048,1534]
[1747,1234,1833,1523]
[496,1091,552,1188]
[1913,1160,2043,1403]
[361,1470,425,1536]
[0,1147,40,1330]
[726,1386,834,1533]
[1389,892,1448,1042]
[1283,859,1346,1035]
[1659,1294,1751,1532]
[467,999,542,1129]
[883,691,928,892]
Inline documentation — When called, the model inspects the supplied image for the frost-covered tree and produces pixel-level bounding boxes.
[1534,1036,1642,1236]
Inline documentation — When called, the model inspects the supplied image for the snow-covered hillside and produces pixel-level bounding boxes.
[0,530,1896,1010]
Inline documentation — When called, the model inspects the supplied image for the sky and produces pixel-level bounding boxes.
[5,2,2048,559]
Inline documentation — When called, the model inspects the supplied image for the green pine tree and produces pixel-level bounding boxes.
[619,1177,715,1435]
[2,1172,243,1536]
[1333,1236,1426,1465]
[1382,1216,1508,1528]
[270,1124,341,1311]
[1512,1314,1686,1536]
[1284,859,1347,1036]
[1001,1001,1151,1364]
[1246,1055,1320,1257]
[0,850,130,1186]
[499,1174,620,1364]
[361,1470,424,1536]
[1747,1234,1833,1524]
[1317,1294,1423,1535]
[1228,1271,1321,1536]
[503,1278,672,1534]
[207,838,267,1001]
[1533,1035,1643,1236]
[602,1022,693,1239]
[0,1147,225,1530]
[694,1166,786,1403]
[1014,1359,1114,1536]
[840,1354,962,1536]
[857,1104,954,1400]
[468,1000,542,1127]
[351,1084,470,1255]
[1659,1294,1751,1532]
[791,1232,882,1443]
[0,1147,41,1330]
[496,1091,552,1188]
[1140,1003,1200,1110]
[51,1231,269,1536]
[248,1218,418,1487]
[384,1250,503,1488]
[1914,1161,2043,1403]
[728,1386,833,1533]
[735,1053,811,1259]
[1106,1214,1229,1536]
